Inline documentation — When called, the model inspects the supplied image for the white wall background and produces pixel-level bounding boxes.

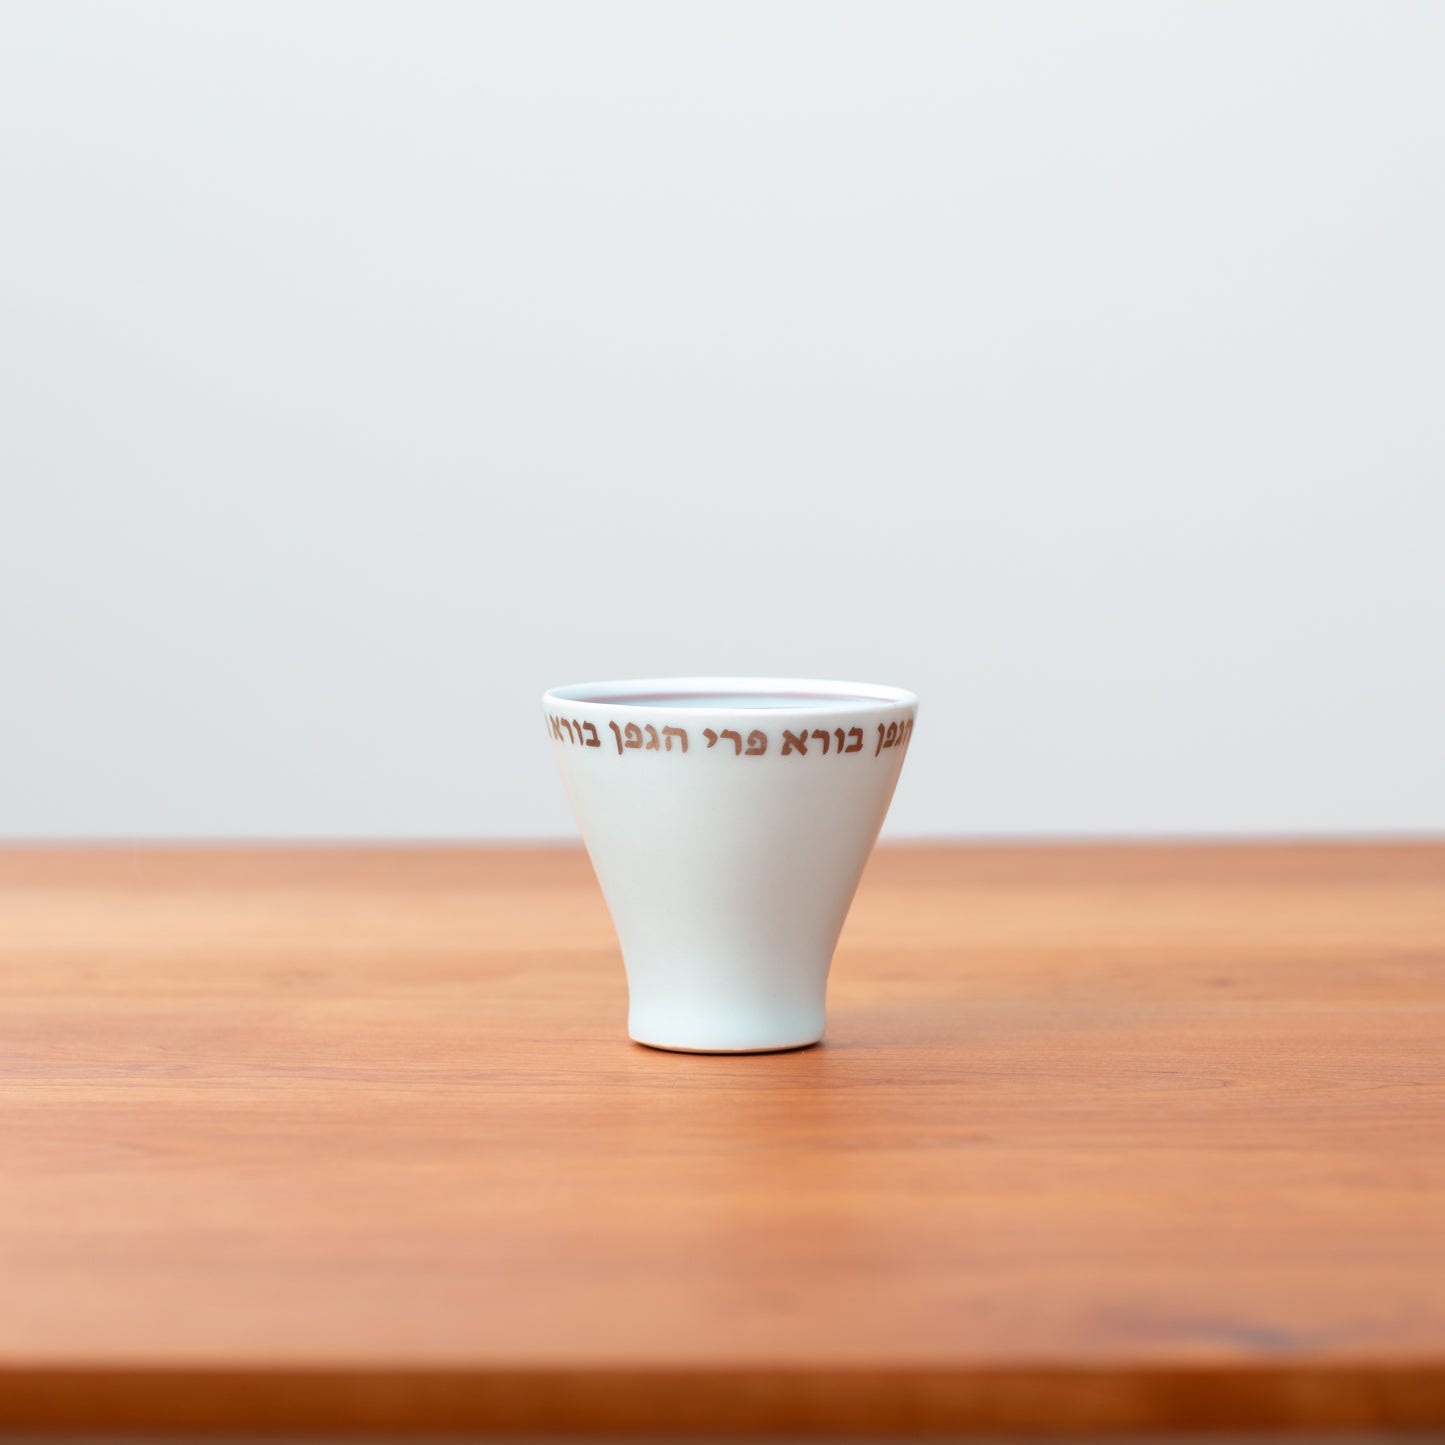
[2,1,1442,840]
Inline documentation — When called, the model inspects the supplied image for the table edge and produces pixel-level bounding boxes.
[2,1363,1442,1433]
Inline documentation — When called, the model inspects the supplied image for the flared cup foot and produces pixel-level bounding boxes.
[630,1033,823,1055]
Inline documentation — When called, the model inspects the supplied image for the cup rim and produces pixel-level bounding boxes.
[543,676,918,715]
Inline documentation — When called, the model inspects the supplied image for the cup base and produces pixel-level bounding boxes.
[629,1033,823,1055]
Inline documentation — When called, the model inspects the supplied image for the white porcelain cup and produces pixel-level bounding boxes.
[543,677,918,1053]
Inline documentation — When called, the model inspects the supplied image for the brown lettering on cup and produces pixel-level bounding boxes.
[549,713,914,760]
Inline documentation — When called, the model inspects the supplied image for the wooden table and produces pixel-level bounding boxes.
[1,842,1442,1434]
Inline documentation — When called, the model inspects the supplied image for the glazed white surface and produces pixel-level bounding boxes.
[546,679,916,1052]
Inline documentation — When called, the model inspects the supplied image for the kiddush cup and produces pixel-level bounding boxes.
[543,677,918,1053]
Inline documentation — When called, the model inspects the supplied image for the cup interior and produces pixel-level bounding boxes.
[544,677,917,713]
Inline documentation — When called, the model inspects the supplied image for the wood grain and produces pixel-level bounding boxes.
[0,842,1442,1432]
